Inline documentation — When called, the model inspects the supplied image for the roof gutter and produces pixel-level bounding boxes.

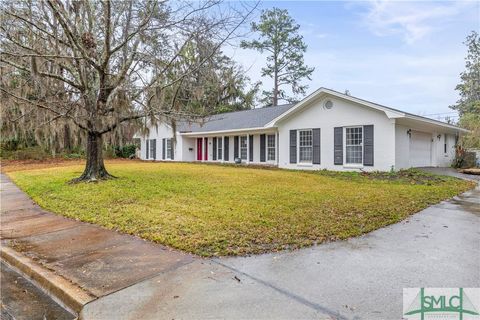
[179,126,276,136]
[403,114,469,132]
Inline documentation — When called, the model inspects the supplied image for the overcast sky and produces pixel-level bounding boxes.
[226,0,479,122]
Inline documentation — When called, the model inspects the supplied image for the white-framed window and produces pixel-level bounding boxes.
[267,134,276,161]
[345,127,363,164]
[240,136,248,160]
[217,137,223,160]
[299,130,313,163]
[166,138,172,159]
[148,139,155,159]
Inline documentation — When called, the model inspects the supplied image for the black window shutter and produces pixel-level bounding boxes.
[363,125,374,166]
[313,129,321,164]
[260,134,266,162]
[289,130,297,163]
[152,139,156,160]
[334,127,343,165]
[162,138,166,160]
[224,137,229,161]
[146,139,149,159]
[204,138,208,160]
[212,137,217,161]
[234,136,239,159]
[171,139,174,160]
[249,135,253,162]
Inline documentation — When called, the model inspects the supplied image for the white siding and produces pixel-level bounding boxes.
[181,138,196,162]
[433,133,456,167]
[138,122,180,160]
[277,97,396,171]
[395,125,456,169]
[395,125,410,170]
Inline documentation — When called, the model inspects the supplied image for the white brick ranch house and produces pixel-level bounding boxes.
[135,87,467,171]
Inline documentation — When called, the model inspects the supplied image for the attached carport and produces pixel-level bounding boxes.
[394,116,468,169]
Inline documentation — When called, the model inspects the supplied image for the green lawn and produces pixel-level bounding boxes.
[7,161,474,256]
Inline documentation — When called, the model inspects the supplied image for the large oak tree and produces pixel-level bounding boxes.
[0,0,256,181]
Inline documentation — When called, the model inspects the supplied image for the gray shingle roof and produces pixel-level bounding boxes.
[177,104,295,133]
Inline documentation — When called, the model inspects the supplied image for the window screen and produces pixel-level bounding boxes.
[346,127,363,164]
[299,130,313,163]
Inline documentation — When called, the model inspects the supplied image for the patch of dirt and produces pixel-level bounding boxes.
[360,169,453,185]
[317,168,455,185]
[0,158,142,173]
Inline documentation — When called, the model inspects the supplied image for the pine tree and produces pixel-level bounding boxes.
[241,8,314,106]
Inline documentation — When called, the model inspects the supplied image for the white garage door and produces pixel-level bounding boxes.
[409,131,432,167]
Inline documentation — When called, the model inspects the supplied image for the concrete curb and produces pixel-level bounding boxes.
[1,246,96,315]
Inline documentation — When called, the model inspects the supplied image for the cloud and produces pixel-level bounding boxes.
[314,33,328,39]
[301,48,465,114]
[225,1,475,115]
[299,24,329,40]
[358,1,471,44]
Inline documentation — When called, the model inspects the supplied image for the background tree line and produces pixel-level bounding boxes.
[1,1,476,179]
[0,2,314,181]
[451,31,480,150]
[0,0,260,180]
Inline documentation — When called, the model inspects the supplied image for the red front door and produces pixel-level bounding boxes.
[204,138,208,160]
[197,138,203,161]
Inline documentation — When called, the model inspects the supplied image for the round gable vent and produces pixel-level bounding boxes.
[324,100,333,109]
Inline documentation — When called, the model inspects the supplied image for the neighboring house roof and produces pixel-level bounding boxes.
[177,103,295,133]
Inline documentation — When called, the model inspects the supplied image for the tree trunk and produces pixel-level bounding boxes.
[64,124,71,152]
[273,49,278,106]
[71,132,114,183]
[273,69,278,106]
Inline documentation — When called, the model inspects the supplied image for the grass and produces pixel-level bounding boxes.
[6,161,475,257]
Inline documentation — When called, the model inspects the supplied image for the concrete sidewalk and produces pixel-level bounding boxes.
[1,174,193,312]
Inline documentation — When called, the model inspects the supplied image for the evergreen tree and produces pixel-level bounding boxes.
[241,8,314,106]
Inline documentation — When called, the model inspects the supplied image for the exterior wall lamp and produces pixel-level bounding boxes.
[407,129,412,138]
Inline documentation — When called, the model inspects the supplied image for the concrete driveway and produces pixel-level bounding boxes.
[81,169,480,320]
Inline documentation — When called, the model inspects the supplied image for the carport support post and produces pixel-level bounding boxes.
[389,119,396,170]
